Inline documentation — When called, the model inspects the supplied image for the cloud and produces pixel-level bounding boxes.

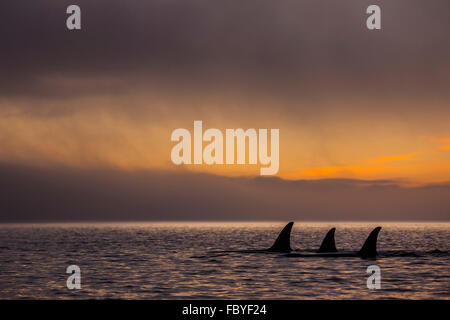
[376,153,416,163]
[433,138,450,151]
[0,163,449,222]
[1,1,449,185]
[1,0,450,101]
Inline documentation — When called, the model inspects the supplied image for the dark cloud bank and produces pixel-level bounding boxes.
[1,164,448,222]
[1,0,449,100]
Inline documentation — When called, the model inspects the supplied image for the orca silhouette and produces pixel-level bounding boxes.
[206,224,382,259]
[200,224,443,260]
[317,227,337,253]
[216,222,295,254]
[267,221,294,252]
[235,223,340,254]
[287,227,382,259]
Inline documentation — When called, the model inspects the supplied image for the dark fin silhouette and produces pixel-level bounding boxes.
[317,228,337,253]
[268,222,294,252]
[358,227,382,258]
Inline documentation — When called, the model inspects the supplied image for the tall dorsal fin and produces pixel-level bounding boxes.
[268,222,294,252]
[358,227,382,258]
[317,228,337,253]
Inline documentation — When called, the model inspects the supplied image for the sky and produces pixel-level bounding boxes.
[0,1,449,221]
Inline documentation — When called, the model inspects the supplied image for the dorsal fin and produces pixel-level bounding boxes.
[317,228,337,253]
[268,222,294,252]
[358,227,382,258]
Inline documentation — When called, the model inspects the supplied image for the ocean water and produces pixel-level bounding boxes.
[0,222,448,299]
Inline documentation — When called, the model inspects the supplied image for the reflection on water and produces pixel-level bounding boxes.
[0,222,449,299]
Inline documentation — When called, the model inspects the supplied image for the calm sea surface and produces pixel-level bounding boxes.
[0,222,448,299]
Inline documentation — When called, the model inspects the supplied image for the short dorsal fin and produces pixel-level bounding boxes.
[317,228,337,253]
[268,222,294,252]
[358,227,382,258]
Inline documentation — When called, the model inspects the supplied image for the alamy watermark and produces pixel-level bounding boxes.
[366,265,381,289]
[66,265,81,289]
[171,121,279,175]
[65,5,381,31]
